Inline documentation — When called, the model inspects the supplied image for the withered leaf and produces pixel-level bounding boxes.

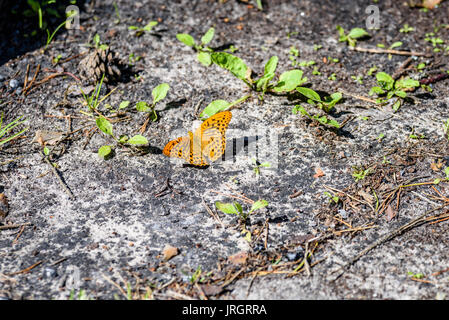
[228,251,248,265]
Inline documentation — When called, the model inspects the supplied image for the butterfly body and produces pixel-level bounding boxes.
[163,111,232,166]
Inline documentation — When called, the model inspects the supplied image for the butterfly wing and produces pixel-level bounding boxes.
[163,111,232,166]
[163,134,191,160]
[163,132,209,166]
[198,111,232,162]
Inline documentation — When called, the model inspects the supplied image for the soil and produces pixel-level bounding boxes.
[1,0,449,300]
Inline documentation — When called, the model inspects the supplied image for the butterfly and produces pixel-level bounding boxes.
[163,111,232,166]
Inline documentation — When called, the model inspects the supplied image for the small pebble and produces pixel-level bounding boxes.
[9,79,19,88]
[0,74,5,81]
[338,209,348,219]
[43,267,58,278]
[286,249,304,262]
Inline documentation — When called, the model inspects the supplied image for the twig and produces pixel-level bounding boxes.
[221,268,246,288]
[12,225,26,244]
[323,185,375,213]
[6,261,43,276]
[330,203,449,281]
[209,189,254,205]
[289,189,302,199]
[50,257,67,266]
[195,283,208,300]
[392,57,414,80]
[350,46,430,57]
[201,196,225,229]
[338,88,378,104]
[245,267,263,298]
[23,64,30,91]
[23,64,41,95]
[163,290,196,300]
[0,222,32,231]
[102,273,128,299]
[41,151,74,199]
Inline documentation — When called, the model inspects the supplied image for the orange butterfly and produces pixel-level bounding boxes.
[163,111,232,166]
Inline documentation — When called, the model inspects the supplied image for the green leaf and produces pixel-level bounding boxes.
[176,33,195,47]
[201,27,215,45]
[376,72,394,90]
[390,41,403,49]
[143,21,158,32]
[43,147,50,156]
[296,87,321,101]
[211,52,248,80]
[136,101,151,112]
[98,145,112,159]
[119,100,130,110]
[200,100,231,118]
[197,51,212,66]
[336,25,346,39]
[96,117,113,136]
[127,135,148,145]
[392,99,401,112]
[249,200,268,214]
[273,70,306,92]
[348,28,369,39]
[215,201,241,215]
[396,78,419,89]
[369,86,385,95]
[152,83,170,104]
[255,72,275,91]
[395,90,407,98]
[118,135,129,144]
[264,56,278,75]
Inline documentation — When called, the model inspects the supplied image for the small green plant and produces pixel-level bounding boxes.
[352,167,372,182]
[128,53,142,66]
[295,88,342,113]
[177,27,215,66]
[407,271,424,279]
[252,159,271,175]
[425,33,444,52]
[369,72,420,111]
[215,199,268,223]
[444,119,449,140]
[128,21,158,37]
[80,74,116,110]
[0,113,29,146]
[324,191,339,204]
[293,105,340,129]
[376,133,385,142]
[24,0,65,30]
[199,95,250,119]
[211,53,311,100]
[351,75,363,84]
[400,24,414,33]
[135,83,170,123]
[367,66,378,76]
[113,1,120,24]
[84,33,108,50]
[336,25,369,47]
[45,9,78,50]
[78,76,148,159]
[68,289,91,300]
